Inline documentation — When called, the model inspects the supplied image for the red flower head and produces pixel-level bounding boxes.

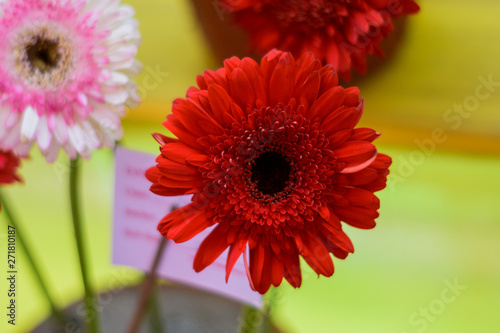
[220,0,420,80]
[0,150,22,185]
[146,50,391,294]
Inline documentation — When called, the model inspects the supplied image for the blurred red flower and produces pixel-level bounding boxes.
[146,50,391,293]
[0,150,22,185]
[220,0,419,80]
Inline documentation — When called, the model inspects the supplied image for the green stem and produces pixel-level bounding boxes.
[0,191,66,325]
[239,286,278,333]
[69,157,100,333]
[147,284,164,333]
[239,305,261,333]
[262,287,277,333]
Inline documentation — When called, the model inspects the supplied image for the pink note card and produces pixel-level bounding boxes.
[112,146,262,308]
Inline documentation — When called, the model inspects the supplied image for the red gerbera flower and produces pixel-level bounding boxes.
[146,50,391,294]
[0,150,22,185]
[220,0,420,80]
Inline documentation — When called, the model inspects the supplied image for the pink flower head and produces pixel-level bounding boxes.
[0,0,141,162]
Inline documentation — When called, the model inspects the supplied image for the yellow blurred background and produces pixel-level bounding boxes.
[1,0,500,332]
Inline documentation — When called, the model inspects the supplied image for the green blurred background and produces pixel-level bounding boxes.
[1,0,500,332]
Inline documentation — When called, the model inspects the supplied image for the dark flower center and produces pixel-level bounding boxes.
[26,37,61,73]
[15,28,72,88]
[251,151,291,195]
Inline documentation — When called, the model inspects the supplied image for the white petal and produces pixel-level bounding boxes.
[105,57,135,71]
[86,0,119,14]
[107,71,129,86]
[21,106,40,143]
[107,22,139,44]
[37,116,52,150]
[68,125,86,154]
[103,88,128,105]
[107,45,138,63]
[89,104,121,129]
[53,115,68,145]
[98,6,135,31]
[125,82,141,108]
[44,139,61,163]
[81,121,101,149]
[62,140,77,161]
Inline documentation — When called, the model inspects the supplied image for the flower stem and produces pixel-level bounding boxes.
[0,191,67,325]
[262,287,277,333]
[69,157,100,333]
[239,305,261,333]
[239,286,278,333]
[147,284,164,333]
[127,237,168,333]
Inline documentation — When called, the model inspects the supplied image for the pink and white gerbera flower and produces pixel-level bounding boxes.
[0,0,141,162]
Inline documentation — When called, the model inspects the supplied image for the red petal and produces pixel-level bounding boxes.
[333,141,377,173]
[145,165,162,183]
[296,71,320,110]
[308,86,345,121]
[226,237,247,282]
[224,56,242,74]
[283,252,301,288]
[320,216,355,253]
[260,49,283,84]
[327,128,352,149]
[368,152,392,169]
[346,168,379,186]
[193,225,230,272]
[318,205,331,221]
[269,53,295,106]
[257,246,273,294]
[350,127,381,142]
[343,87,361,107]
[164,117,203,150]
[298,234,334,277]
[294,53,322,87]
[335,205,378,229]
[207,84,233,125]
[186,154,210,167]
[322,107,363,136]
[340,151,378,174]
[270,253,284,287]
[161,142,203,164]
[199,68,228,91]
[167,208,213,243]
[249,242,266,289]
[158,175,203,188]
[229,68,256,109]
[318,64,339,95]
[230,102,245,121]
[240,57,268,105]
[172,98,207,137]
[156,157,199,176]
[333,188,380,229]
[152,133,177,146]
[149,184,189,196]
